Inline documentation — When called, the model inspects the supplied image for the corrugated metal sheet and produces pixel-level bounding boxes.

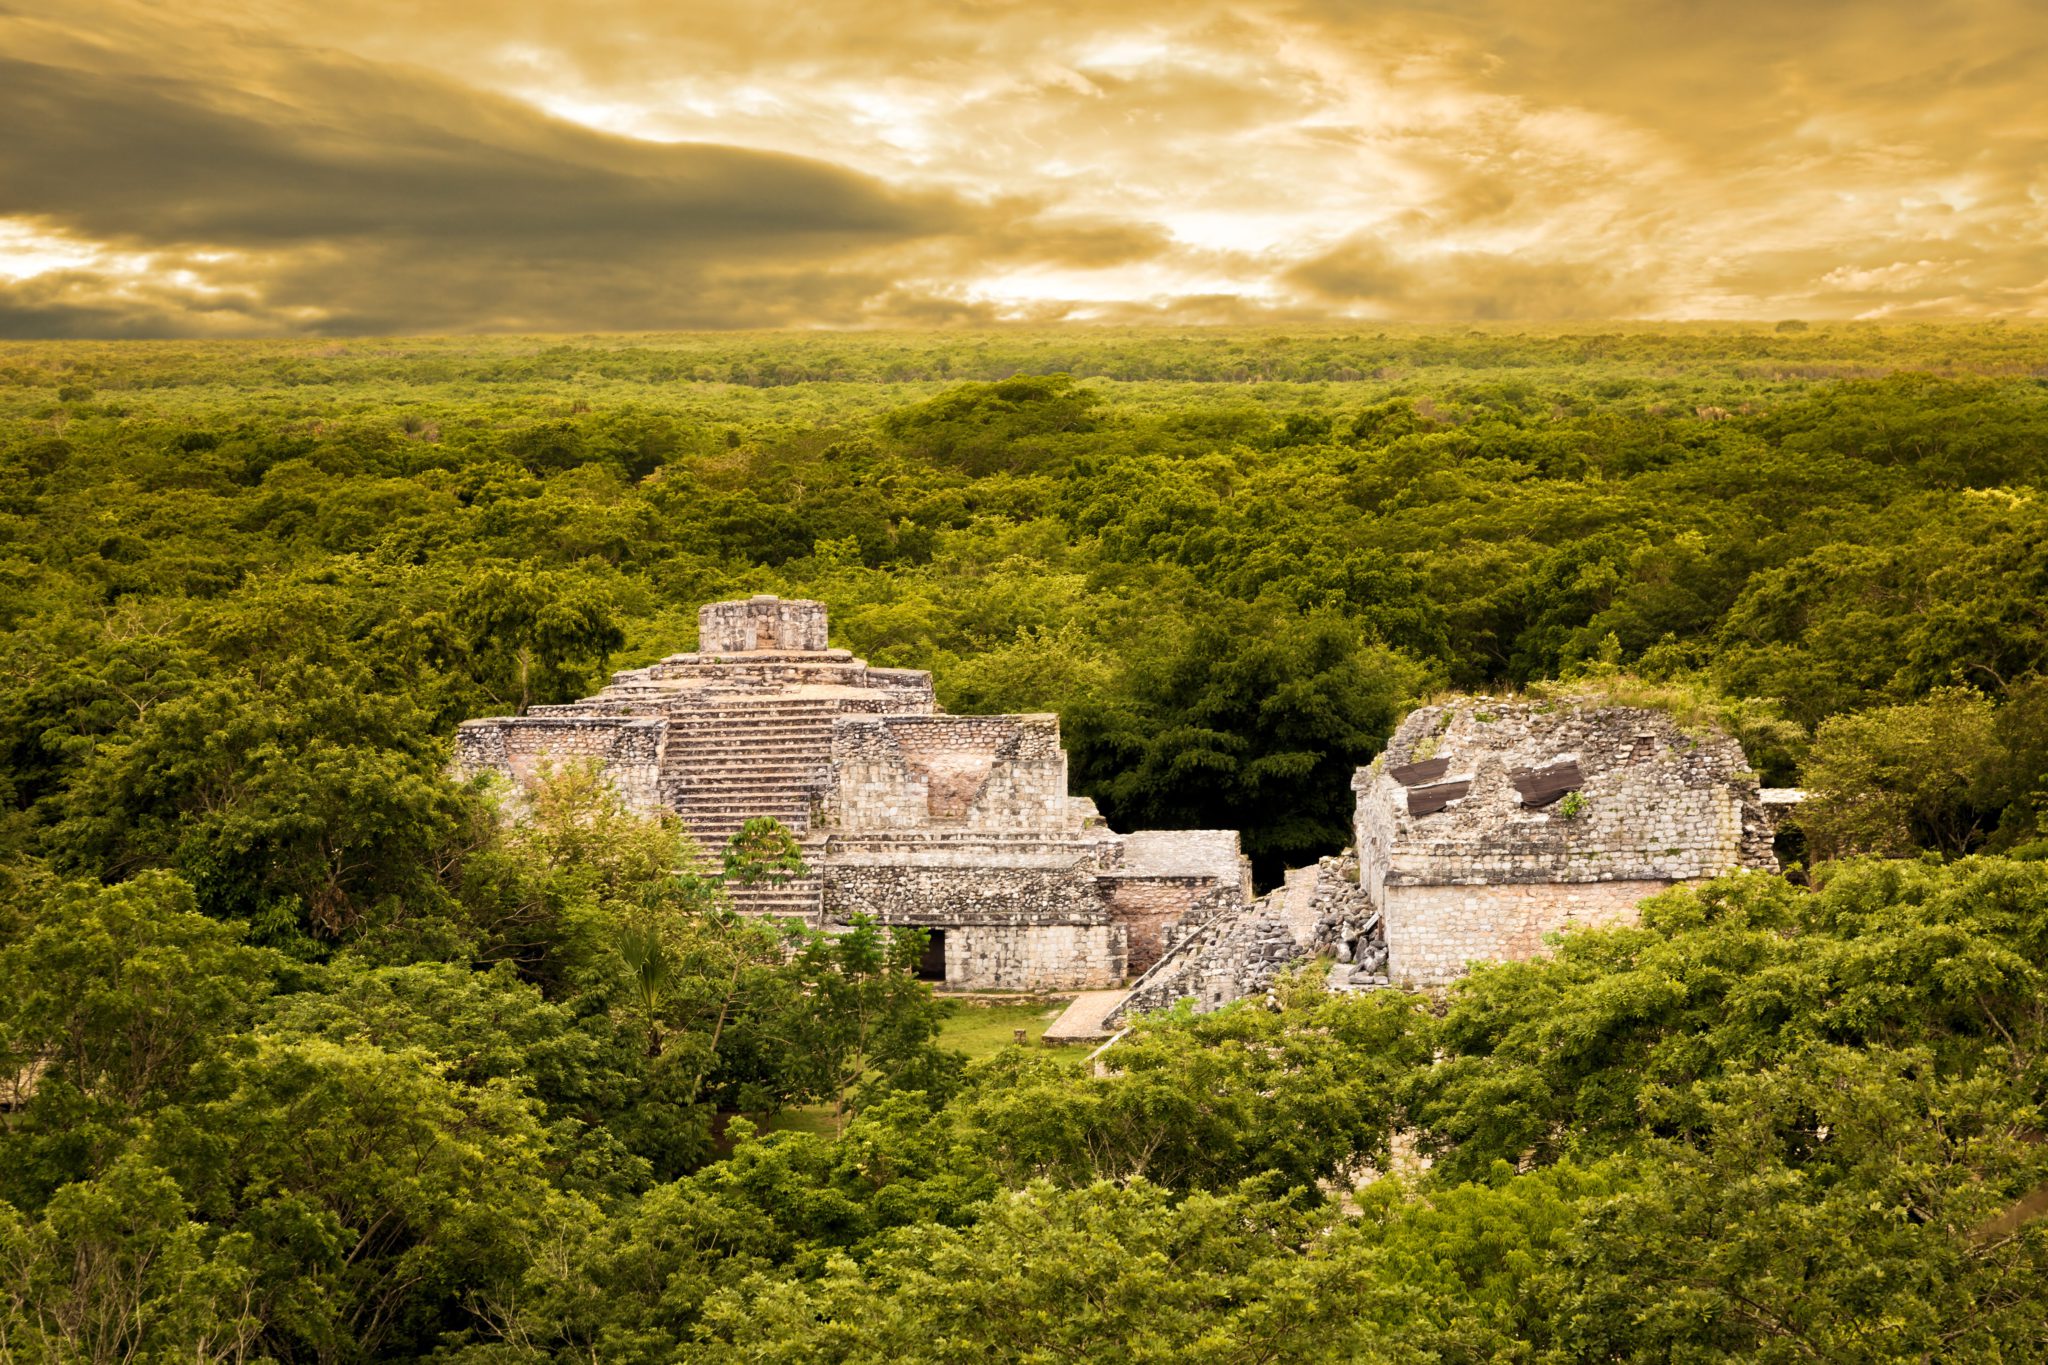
[1407,779,1471,815]
[1510,760,1583,808]
[1388,756,1451,786]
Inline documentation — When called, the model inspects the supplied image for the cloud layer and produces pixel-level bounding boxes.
[3,0,2044,333]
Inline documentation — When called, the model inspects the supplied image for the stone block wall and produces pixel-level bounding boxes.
[941,924,1126,992]
[1113,829,1250,886]
[824,859,1127,989]
[1353,698,1778,986]
[824,862,1113,928]
[850,671,942,714]
[1380,879,1678,986]
[454,715,667,816]
[824,714,1074,832]
[1104,857,1365,1025]
[1356,700,1774,905]
[697,595,829,653]
[1101,875,1214,972]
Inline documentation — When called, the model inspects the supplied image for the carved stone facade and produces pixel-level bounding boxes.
[454,596,1251,991]
[1353,698,1778,987]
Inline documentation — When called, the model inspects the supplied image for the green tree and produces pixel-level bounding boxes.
[148,1036,563,1362]
[723,816,810,889]
[0,1156,263,1365]
[1071,603,1429,881]
[452,565,625,715]
[1801,689,2005,858]
[963,984,1426,1191]
[791,918,955,1126]
[879,375,1101,476]
[48,664,461,944]
[0,873,278,1207]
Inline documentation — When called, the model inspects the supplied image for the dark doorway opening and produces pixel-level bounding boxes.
[916,929,947,982]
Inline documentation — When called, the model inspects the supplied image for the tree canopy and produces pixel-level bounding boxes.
[3,326,2047,1359]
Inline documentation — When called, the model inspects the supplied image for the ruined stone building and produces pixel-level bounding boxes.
[1097,695,1783,1028]
[457,604,1785,1013]
[1352,697,1779,987]
[455,596,1249,991]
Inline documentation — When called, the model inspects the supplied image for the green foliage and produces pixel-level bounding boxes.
[723,816,810,888]
[0,1154,263,1364]
[452,564,626,714]
[879,373,1101,475]
[700,1180,1362,1363]
[0,872,280,1207]
[1801,689,2006,857]
[962,988,1427,1191]
[1070,603,1431,879]
[4,329,2048,1357]
[146,1034,562,1360]
[790,918,960,1124]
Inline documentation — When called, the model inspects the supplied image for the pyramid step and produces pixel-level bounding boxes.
[673,723,836,731]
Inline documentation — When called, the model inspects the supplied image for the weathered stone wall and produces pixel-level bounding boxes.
[622,655,936,711]
[1113,829,1249,886]
[1357,701,1772,899]
[1101,876,1213,973]
[824,859,1127,989]
[1109,889,1293,1019]
[1353,698,1777,986]
[824,862,1113,928]
[827,832,1121,870]
[942,924,1126,992]
[1104,856,1365,1024]
[1308,854,1389,992]
[697,595,829,653]
[1380,879,1678,987]
[454,715,666,816]
[824,714,1074,832]
[1092,829,1252,972]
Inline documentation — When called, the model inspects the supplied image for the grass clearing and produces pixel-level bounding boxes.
[760,1104,839,1138]
[761,997,1090,1140]
[938,996,1092,1067]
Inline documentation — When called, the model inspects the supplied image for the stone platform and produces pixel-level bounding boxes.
[455,596,1254,991]
[1040,990,1132,1043]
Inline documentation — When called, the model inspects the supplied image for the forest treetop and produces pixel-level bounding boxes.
[2,327,2046,1360]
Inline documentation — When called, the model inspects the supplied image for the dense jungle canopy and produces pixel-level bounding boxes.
[2,325,2046,1361]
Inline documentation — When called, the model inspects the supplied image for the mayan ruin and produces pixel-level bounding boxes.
[455,595,1251,991]
[456,596,1792,1015]
[1352,698,1784,987]
[20,23,2045,1331]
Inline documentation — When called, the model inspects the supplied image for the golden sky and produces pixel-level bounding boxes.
[3,0,2045,334]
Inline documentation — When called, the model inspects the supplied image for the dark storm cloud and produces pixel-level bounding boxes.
[0,20,1011,333]
[0,55,946,250]
[0,270,282,340]
[2,0,2045,331]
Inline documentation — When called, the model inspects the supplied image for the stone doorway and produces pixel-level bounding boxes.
[915,929,947,982]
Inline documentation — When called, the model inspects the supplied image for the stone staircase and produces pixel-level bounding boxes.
[660,695,841,921]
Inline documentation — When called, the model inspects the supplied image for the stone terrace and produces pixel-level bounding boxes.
[458,596,934,917]
[455,596,1252,986]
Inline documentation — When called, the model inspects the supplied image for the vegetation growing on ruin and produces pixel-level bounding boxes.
[3,325,2047,1358]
